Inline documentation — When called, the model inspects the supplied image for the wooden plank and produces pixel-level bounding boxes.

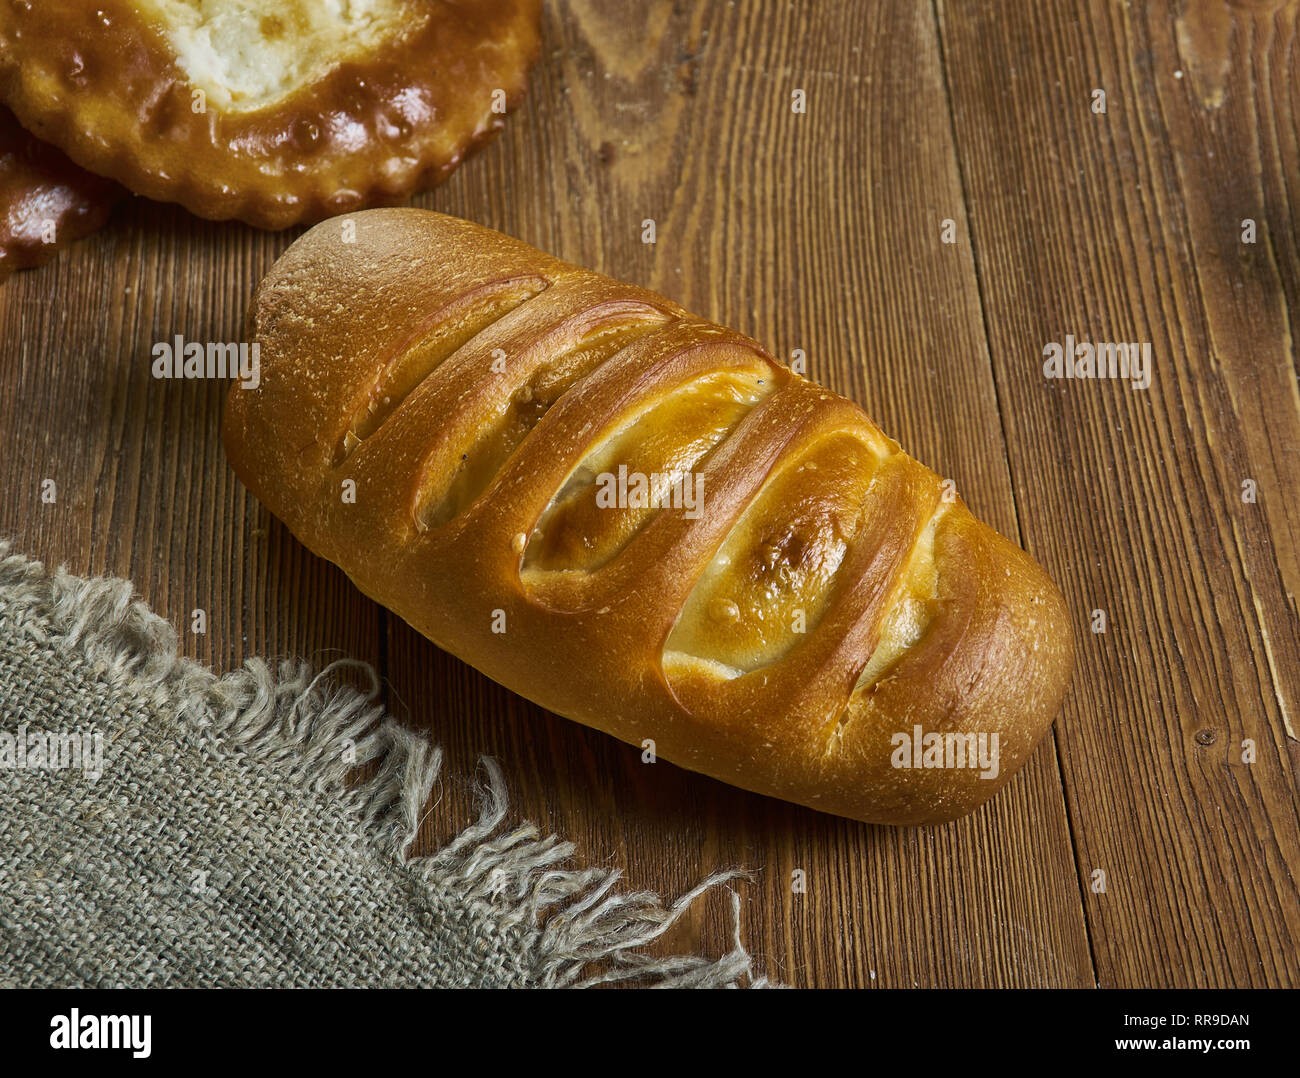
[389,0,1093,986]
[0,197,383,683]
[935,0,1300,986]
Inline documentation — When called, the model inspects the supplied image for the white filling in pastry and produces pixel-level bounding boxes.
[146,0,410,110]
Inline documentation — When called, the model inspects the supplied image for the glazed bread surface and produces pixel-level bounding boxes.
[223,208,1074,825]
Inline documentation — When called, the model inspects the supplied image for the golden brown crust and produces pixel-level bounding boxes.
[224,208,1075,825]
[0,103,123,279]
[0,1,541,229]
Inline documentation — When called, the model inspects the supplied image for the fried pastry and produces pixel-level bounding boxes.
[0,103,122,280]
[0,1,542,229]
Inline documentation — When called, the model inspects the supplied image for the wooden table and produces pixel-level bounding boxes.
[3,0,1297,988]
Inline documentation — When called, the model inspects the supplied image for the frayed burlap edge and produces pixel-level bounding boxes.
[0,542,774,988]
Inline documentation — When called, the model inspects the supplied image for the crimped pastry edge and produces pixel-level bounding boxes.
[0,0,542,229]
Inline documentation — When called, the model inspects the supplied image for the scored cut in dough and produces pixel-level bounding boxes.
[0,0,542,228]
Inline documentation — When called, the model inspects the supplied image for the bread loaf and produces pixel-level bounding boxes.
[223,208,1073,825]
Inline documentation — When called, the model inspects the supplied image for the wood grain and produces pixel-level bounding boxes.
[0,0,1293,988]
[935,0,1300,986]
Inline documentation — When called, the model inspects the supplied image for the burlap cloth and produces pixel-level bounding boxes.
[0,544,768,988]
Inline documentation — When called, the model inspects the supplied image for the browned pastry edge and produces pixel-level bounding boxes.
[0,1,541,230]
[0,102,123,279]
[224,209,1076,825]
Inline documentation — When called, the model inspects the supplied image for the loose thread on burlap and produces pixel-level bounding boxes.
[0,542,773,988]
